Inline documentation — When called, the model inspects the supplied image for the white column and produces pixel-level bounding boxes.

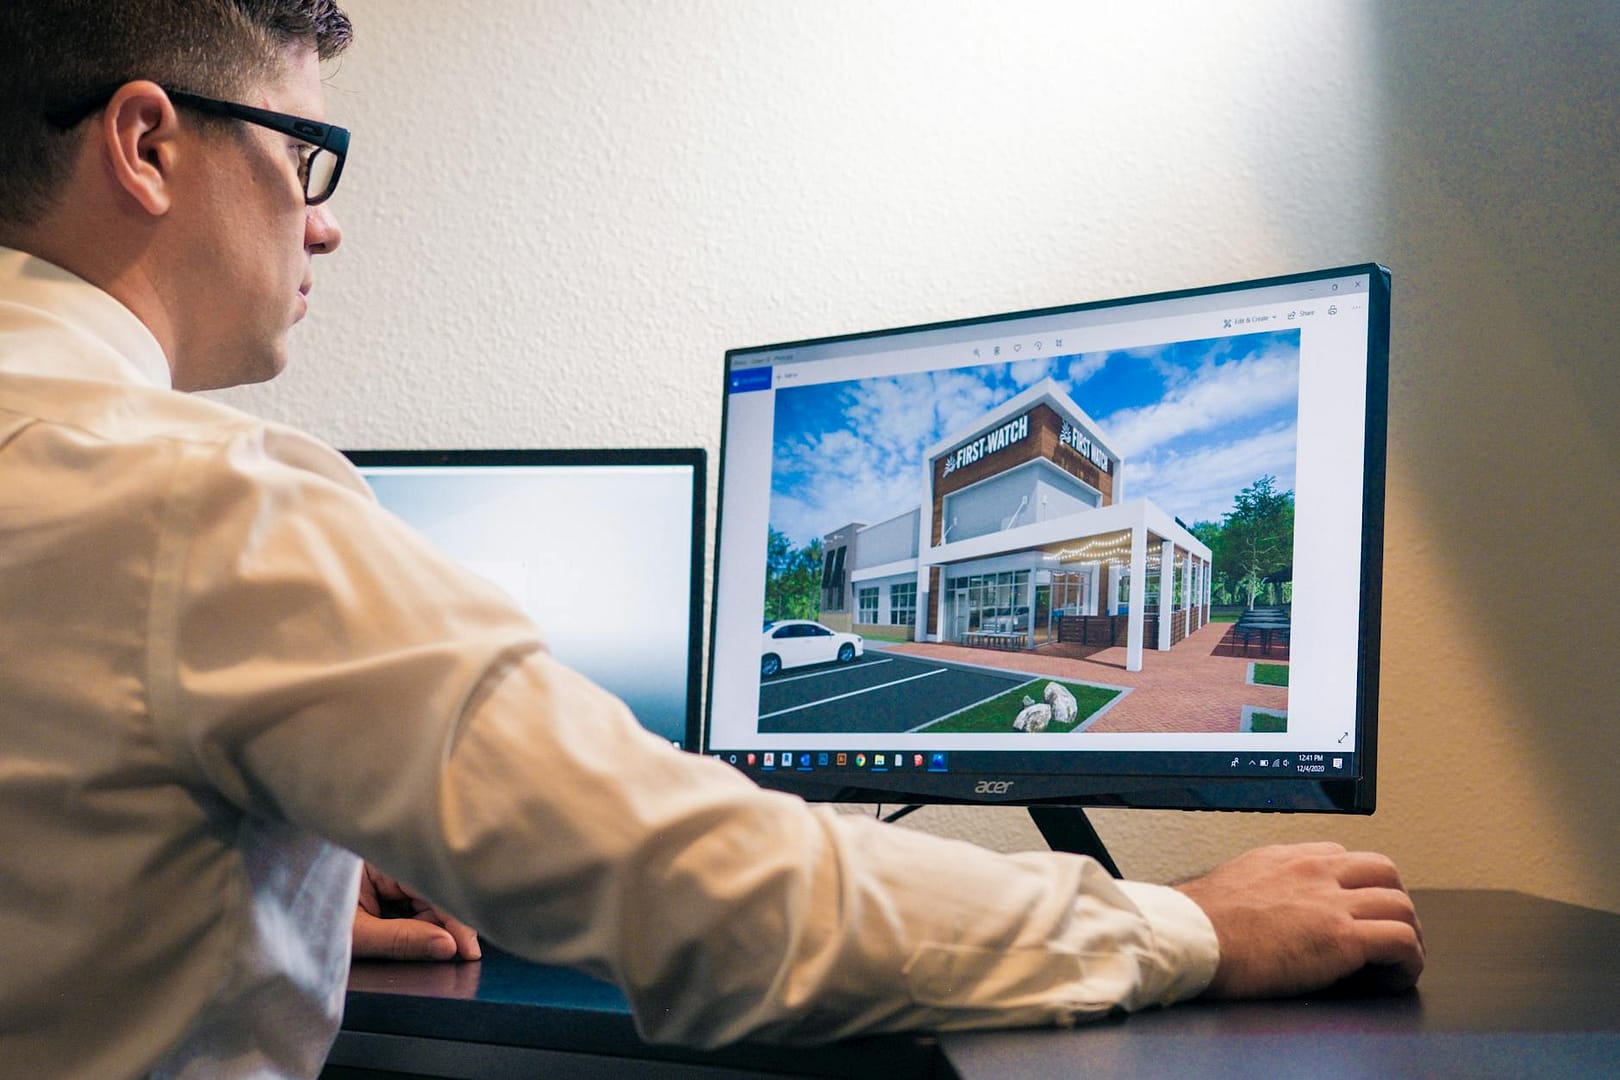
[918,454,934,642]
[1126,524,1147,672]
[1157,539,1174,651]
[916,567,933,643]
[1183,551,1197,633]
[1024,571,1035,649]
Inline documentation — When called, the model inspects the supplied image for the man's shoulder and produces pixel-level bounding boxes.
[0,365,236,439]
[0,369,366,497]
[154,394,370,501]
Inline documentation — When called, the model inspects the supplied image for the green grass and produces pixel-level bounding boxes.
[1247,711,1288,733]
[856,626,913,643]
[1252,663,1290,687]
[924,679,1122,734]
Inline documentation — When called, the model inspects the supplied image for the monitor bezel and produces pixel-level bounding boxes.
[342,447,709,753]
[704,264,1389,814]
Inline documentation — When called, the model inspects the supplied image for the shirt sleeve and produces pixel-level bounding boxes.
[147,425,1218,1047]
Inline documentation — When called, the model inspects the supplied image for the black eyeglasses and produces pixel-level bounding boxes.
[45,84,349,206]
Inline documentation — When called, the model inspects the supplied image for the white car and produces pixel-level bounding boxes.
[761,620,863,678]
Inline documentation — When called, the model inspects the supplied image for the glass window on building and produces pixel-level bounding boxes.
[1115,567,1160,611]
[1050,570,1090,616]
[858,586,878,624]
[941,467,1039,544]
[821,545,848,611]
[889,581,916,625]
[941,459,1104,547]
[946,570,1031,639]
[1032,464,1101,522]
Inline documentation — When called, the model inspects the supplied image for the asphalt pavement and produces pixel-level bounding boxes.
[756,650,1032,735]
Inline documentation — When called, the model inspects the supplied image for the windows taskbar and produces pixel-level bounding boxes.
[706,748,1359,781]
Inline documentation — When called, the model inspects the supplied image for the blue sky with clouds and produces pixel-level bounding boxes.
[769,328,1300,547]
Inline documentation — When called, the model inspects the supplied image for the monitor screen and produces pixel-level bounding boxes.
[705,265,1388,814]
[344,448,706,750]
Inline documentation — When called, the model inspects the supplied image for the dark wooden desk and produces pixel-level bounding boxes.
[325,890,1620,1079]
[944,889,1620,1078]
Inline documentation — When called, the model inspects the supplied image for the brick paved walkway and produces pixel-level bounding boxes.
[885,620,1288,734]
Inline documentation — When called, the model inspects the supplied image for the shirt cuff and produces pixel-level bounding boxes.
[1113,879,1221,1006]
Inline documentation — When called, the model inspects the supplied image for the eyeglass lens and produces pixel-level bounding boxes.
[303,150,338,203]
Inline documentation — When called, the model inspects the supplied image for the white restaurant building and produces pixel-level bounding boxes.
[817,379,1211,673]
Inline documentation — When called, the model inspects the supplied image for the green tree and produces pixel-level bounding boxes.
[764,527,824,622]
[1221,475,1294,609]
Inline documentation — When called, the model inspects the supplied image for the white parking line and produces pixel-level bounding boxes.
[764,657,895,685]
[759,667,947,719]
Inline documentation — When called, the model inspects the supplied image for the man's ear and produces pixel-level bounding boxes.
[98,81,181,217]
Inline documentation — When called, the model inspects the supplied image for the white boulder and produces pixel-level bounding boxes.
[1013,702,1052,732]
[1043,682,1078,726]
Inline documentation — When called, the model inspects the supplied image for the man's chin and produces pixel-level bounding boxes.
[172,350,289,392]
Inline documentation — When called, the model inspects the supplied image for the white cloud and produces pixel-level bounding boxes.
[1130,422,1298,524]
[1063,351,1110,386]
[773,396,921,546]
[1104,343,1299,459]
[931,370,1003,440]
[1008,355,1054,387]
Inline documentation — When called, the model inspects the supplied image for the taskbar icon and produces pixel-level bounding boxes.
[737,749,949,774]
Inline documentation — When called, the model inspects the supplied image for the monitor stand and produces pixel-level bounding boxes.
[1028,806,1122,878]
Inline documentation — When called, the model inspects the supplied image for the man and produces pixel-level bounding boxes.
[0,3,1423,1077]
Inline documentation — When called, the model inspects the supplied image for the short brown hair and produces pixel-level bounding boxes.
[0,1,353,228]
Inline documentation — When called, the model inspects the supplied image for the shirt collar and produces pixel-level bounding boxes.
[0,245,174,390]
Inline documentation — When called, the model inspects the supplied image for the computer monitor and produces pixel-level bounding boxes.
[343,448,706,750]
[704,265,1389,869]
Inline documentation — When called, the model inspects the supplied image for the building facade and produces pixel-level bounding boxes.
[827,378,1211,673]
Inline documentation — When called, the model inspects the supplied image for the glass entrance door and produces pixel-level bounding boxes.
[1032,584,1052,645]
[1047,569,1093,642]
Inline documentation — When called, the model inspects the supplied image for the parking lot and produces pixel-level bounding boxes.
[756,650,1033,735]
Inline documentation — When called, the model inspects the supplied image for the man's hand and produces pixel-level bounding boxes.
[1173,842,1424,999]
[352,863,481,962]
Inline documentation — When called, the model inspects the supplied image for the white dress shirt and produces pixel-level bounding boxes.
[0,246,1218,1079]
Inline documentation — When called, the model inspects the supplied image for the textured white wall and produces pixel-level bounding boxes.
[217,1,1620,913]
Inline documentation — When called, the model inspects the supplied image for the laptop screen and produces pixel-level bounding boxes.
[344,448,706,749]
